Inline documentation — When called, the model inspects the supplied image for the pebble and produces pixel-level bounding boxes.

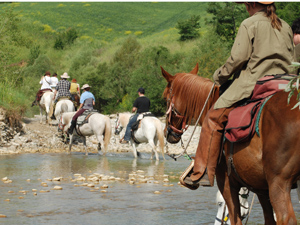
[53,186,63,190]
[101,184,108,189]
[154,191,161,194]
[53,177,62,181]
[0,214,7,218]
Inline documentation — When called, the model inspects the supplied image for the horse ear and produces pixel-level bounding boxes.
[160,66,174,83]
[189,63,199,75]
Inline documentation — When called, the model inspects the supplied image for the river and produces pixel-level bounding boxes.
[0,153,299,225]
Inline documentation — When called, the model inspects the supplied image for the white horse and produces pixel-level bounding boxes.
[59,111,111,155]
[54,98,75,123]
[215,187,249,225]
[114,112,165,161]
[38,91,54,124]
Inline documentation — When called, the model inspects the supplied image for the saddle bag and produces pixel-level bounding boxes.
[225,74,295,143]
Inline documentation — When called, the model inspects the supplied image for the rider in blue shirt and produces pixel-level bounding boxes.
[68,84,95,134]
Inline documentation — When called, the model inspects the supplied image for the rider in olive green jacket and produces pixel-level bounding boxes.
[213,11,294,109]
[182,2,294,189]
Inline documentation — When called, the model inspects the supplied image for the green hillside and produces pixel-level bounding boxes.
[2,2,299,120]
[9,2,209,41]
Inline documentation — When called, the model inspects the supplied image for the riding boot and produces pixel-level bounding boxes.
[190,105,234,187]
[68,120,76,135]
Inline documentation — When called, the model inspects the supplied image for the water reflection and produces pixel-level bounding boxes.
[0,153,299,225]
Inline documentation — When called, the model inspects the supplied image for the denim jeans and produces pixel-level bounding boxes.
[124,114,139,141]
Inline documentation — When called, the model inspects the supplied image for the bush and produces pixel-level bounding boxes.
[176,15,201,41]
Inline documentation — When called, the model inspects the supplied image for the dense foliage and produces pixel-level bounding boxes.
[176,15,201,41]
[0,2,299,120]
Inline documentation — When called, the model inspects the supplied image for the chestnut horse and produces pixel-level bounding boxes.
[161,64,300,225]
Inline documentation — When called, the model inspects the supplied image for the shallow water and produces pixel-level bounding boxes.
[0,153,299,225]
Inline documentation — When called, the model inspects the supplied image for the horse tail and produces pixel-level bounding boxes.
[61,102,68,113]
[104,116,112,152]
[154,119,165,160]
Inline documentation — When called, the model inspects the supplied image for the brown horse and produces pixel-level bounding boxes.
[161,64,300,225]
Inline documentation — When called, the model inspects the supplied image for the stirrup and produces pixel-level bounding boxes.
[179,160,199,190]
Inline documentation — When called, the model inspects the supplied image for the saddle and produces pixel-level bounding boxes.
[131,112,155,144]
[77,109,98,126]
[37,89,52,102]
[225,74,296,143]
[131,112,155,131]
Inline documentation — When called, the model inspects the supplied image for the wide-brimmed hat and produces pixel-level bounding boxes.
[258,1,274,4]
[81,84,91,89]
[45,71,51,76]
[137,87,145,94]
[61,72,70,79]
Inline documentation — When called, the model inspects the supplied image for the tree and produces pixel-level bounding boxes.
[276,2,300,26]
[176,15,201,41]
[206,2,247,44]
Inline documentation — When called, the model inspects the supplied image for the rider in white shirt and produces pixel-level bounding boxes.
[50,72,59,91]
[32,71,53,106]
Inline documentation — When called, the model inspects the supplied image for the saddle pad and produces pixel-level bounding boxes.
[225,74,293,143]
[77,109,98,125]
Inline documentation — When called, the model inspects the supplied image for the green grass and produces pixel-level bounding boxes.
[7,2,209,41]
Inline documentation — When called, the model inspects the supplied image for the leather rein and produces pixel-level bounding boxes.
[165,85,189,139]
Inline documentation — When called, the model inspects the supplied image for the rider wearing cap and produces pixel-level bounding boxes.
[182,2,294,189]
[68,84,95,134]
[120,87,151,144]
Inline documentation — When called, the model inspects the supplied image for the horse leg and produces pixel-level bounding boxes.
[131,142,138,158]
[39,106,43,124]
[83,136,88,155]
[256,193,276,225]
[95,133,105,155]
[69,134,74,154]
[216,159,243,225]
[268,178,296,225]
[148,139,159,161]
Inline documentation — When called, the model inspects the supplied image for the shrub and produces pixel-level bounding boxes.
[176,15,201,41]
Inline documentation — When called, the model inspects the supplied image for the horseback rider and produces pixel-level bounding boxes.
[50,72,59,91]
[31,71,52,106]
[68,84,95,135]
[70,78,81,110]
[120,87,150,144]
[182,2,294,189]
[50,72,73,119]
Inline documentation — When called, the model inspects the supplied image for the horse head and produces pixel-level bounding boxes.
[114,113,123,135]
[161,64,201,143]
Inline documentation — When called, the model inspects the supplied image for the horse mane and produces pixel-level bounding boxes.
[166,73,215,124]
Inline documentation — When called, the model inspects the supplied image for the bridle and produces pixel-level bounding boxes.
[165,83,216,160]
[114,116,123,135]
[165,85,189,140]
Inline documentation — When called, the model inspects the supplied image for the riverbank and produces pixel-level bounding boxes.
[0,112,200,157]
